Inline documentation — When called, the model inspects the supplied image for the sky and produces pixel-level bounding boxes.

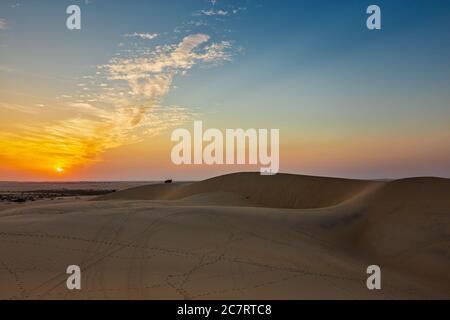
[0,0,450,181]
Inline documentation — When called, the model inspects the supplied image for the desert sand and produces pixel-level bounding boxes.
[0,172,449,299]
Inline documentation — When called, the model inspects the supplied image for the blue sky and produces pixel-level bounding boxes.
[1,0,450,180]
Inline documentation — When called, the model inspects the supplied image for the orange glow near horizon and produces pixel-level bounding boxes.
[1,126,450,181]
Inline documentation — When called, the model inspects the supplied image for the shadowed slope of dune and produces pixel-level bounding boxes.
[96,172,381,209]
[293,176,450,286]
[355,177,450,284]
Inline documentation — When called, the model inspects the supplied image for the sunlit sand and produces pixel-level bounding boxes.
[0,172,448,299]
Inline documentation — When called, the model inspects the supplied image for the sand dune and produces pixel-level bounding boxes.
[0,173,448,299]
[97,173,382,209]
[98,173,450,286]
[357,177,450,284]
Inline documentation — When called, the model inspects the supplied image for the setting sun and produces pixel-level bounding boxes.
[56,167,64,173]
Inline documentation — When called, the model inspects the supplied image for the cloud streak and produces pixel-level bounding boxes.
[0,32,233,173]
[125,32,158,40]
[105,34,232,103]
[0,19,8,30]
[199,9,229,16]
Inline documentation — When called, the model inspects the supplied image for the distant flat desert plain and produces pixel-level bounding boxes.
[0,172,449,299]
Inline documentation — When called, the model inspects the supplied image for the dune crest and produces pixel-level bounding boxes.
[96,172,382,209]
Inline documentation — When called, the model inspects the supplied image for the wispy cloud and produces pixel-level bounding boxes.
[0,106,192,172]
[0,32,232,172]
[198,9,229,16]
[0,118,127,171]
[0,19,8,30]
[0,102,38,114]
[195,6,246,17]
[125,32,158,40]
[104,34,232,103]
